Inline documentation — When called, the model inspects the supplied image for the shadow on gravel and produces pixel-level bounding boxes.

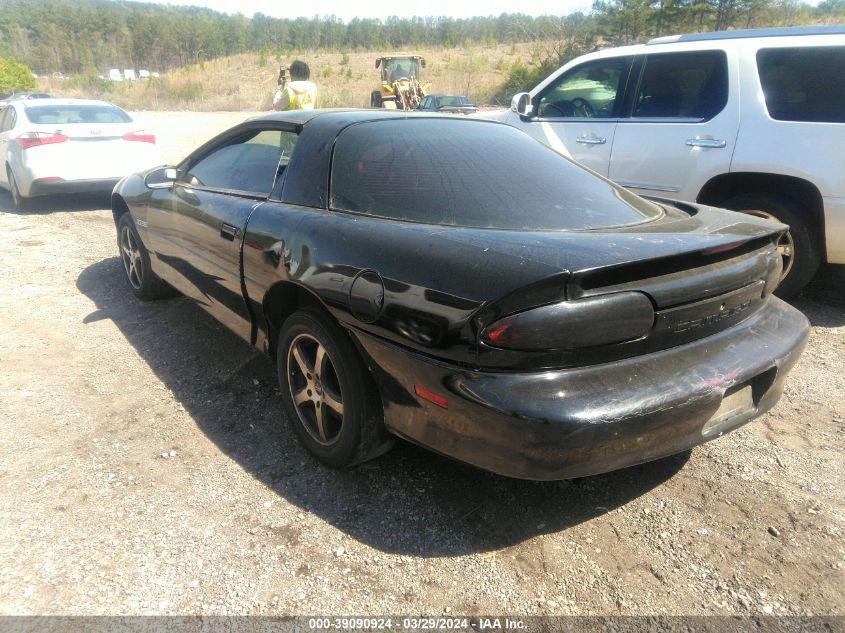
[788,264,845,328]
[79,257,694,557]
[0,190,112,214]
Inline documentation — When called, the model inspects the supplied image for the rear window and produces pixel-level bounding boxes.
[437,96,470,106]
[757,46,845,123]
[24,105,132,125]
[329,118,662,231]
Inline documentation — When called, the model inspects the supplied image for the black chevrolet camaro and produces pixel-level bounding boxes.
[111,110,809,480]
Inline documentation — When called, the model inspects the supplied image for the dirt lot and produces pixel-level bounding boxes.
[0,113,843,618]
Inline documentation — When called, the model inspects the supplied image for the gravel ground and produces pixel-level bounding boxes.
[0,113,842,618]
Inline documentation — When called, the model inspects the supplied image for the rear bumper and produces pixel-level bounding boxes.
[27,178,120,197]
[354,297,809,480]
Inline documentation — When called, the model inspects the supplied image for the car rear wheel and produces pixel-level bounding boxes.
[7,167,29,211]
[724,193,821,298]
[277,307,391,468]
[116,213,173,300]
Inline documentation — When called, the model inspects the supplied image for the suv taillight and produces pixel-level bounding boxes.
[122,131,155,144]
[15,132,69,150]
[481,292,655,350]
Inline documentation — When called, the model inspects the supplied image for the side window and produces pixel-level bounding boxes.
[182,129,298,196]
[0,108,15,132]
[633,51,728,120]
[536,57,632,119]
[757,46,845,123]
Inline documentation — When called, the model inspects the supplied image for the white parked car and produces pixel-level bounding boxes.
[479,25,845,296]
[0,98,160,210]
[108,68,123,82]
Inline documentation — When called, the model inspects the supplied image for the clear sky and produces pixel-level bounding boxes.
[153,0,595,22]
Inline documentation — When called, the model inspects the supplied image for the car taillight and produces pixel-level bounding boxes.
[15,132,69,150]
[122,131,155,144]
[480,292,655,351]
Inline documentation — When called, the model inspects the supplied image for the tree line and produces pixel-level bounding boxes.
[0,0,841,76]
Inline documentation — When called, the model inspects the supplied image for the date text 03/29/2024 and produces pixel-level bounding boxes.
[307,617,527,630]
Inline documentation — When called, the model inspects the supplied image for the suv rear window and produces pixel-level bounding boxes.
[757,46,845,123]
[24,105,132,125]
[633,51,728,119]
[330,118,662,230]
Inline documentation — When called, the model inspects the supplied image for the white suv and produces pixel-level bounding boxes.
[483,26,845,296]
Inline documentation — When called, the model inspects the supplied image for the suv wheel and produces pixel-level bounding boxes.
[724,193,821,298]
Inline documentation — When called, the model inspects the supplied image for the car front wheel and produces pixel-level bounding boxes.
[277,307,391,468]
[116,213,173,300]
[724,193,821,298]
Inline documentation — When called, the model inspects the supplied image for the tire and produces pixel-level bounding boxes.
[116,213,173,300]
[7,167,29,211]
[370,90,383,108]
[723,193,821,298]
[277,307,391,468]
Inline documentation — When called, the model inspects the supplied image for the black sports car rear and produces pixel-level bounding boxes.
[111,110,809,479]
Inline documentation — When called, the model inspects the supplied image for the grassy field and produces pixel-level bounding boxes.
[35,42,547,112]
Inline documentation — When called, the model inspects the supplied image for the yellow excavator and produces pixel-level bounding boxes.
[371,55,430,110]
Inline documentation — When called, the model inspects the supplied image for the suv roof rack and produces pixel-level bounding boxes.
[648,25,845,45]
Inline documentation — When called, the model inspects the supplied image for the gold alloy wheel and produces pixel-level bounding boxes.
[287,333,345,446]
[119,225,144,290]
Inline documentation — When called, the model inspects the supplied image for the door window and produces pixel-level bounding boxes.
[632,51,728,120]
[536,57,632,119]
[182,129,298,196]
[0,107,15,132]
[757,46,845,123]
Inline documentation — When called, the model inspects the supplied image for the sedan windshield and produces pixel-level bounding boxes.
[330,118,662,231]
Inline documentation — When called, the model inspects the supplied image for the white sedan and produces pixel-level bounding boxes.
[0,98,160,210]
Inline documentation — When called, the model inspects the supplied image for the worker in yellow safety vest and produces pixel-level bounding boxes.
[273,60,317,111]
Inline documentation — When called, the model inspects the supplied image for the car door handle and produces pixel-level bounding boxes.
[575,135,607,145]
[685,138,726,148]
[220,223,239,241]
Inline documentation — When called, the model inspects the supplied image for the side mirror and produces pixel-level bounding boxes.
[511,92,532,116]
[145,166,178,189]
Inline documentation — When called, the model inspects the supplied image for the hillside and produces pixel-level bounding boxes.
[0,0,577,76]
[4,0,842,80]
[36,43,544,111]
